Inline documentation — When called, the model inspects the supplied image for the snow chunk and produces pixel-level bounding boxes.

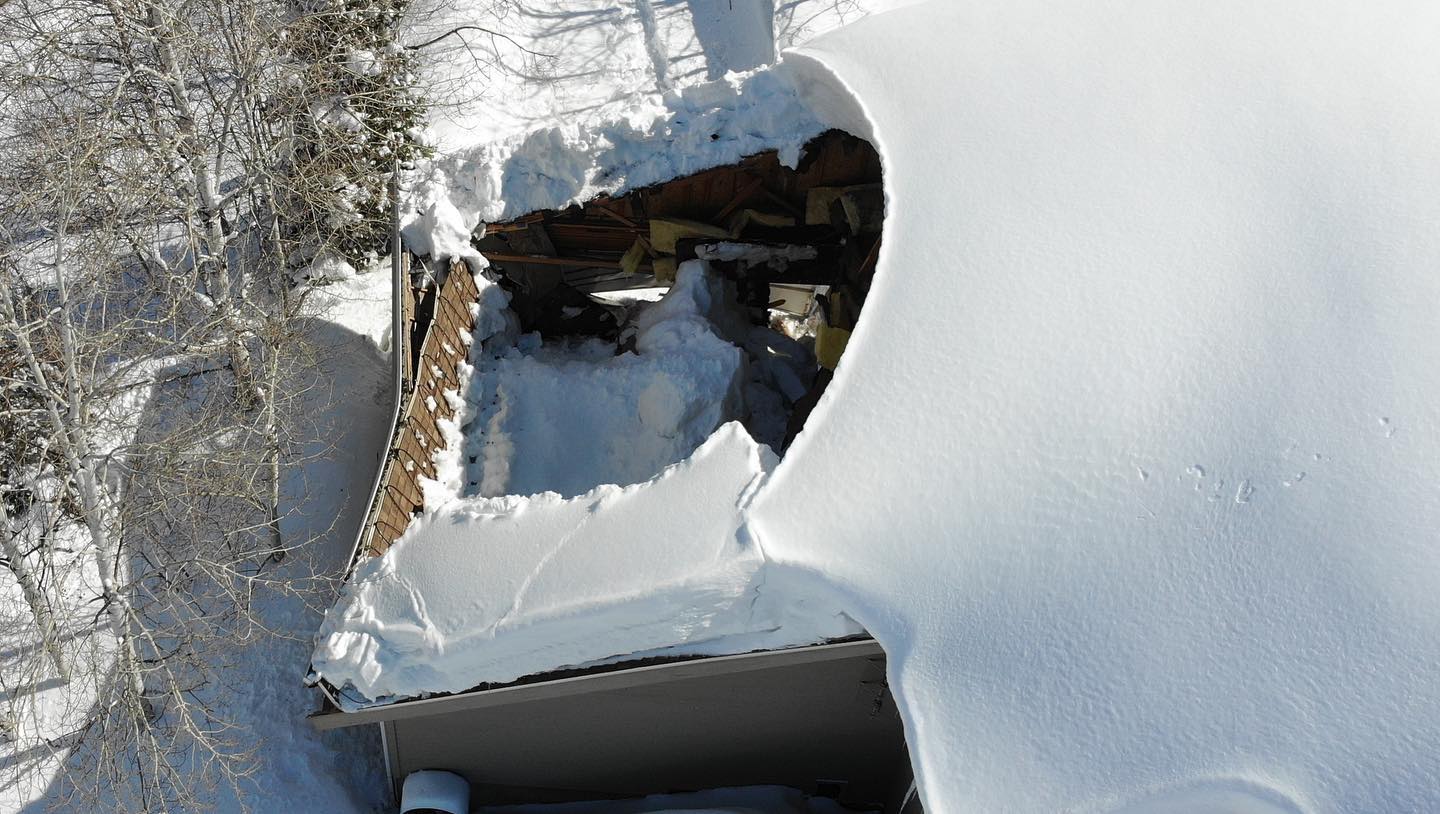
[310,423,856,706]
[694,241,819,271]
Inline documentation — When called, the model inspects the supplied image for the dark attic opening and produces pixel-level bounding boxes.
[473,129,883,457]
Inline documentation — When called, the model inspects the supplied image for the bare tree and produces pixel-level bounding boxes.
[0,0,421,806]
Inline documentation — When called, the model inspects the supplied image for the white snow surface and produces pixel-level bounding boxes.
[748,2,1440,812]
[318,0,1440,811]
[313,421,857,704]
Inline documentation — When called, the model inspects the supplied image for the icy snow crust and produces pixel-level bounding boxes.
[318,0,1440,811]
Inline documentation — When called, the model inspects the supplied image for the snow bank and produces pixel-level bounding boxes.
[311,422,856,706]
[746,2,1440,812]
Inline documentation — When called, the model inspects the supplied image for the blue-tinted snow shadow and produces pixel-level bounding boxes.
[683,0,776,80]
[11,314,391,813]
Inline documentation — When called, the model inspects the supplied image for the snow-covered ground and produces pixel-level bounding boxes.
[318,0,1440,812]
[1,282,394,811]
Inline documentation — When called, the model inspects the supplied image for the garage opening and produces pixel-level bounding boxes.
[471,129,882,466]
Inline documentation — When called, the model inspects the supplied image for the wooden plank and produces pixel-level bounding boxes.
[482,222,530,233]
[397,448,435,480]
[400,256,415,386]
[435,308,472,343]
[432,322,467,356]
[714,176,766,223]
[480,252,629,269]
[407,414,445,449]
[591,204,639,229]
[386,466,424,502]
[385,478,424,512]
[435,288,474,329]
[375,505,408,534]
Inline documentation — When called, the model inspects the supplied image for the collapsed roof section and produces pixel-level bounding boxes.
[476,129,880,297]
[474,129,883,456]
[313,130,887,710]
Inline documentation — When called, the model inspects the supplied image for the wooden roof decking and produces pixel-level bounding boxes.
[476,129,883,292]
[359,259,479,559]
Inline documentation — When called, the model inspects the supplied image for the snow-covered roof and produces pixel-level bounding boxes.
[316,0,1440,809]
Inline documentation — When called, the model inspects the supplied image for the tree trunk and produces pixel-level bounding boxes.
[0,501,71,681]
[141,0,262,409]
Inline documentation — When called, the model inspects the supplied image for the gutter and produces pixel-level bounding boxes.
[305,164,407,699]
[347,162,407,574]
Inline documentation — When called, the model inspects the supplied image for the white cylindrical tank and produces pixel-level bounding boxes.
[400,770,470,814]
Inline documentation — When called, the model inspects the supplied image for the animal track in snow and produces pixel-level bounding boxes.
[1235,479,1254,504]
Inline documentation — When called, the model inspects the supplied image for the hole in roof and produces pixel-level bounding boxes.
[462,129,884,499]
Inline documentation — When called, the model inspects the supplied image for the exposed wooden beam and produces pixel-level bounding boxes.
[482,252,633,270]
[714,175,766,223]
[482,221,530,233]
[593,202,640,228]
